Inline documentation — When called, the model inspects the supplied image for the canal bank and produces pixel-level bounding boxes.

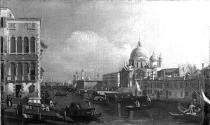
[2,88,201,125]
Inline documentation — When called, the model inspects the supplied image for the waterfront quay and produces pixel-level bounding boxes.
[44,86,203,125]
[1,85,201,125]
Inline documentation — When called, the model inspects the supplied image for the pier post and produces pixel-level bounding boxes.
[117,103,121,118]
[128,109,134,120]
[64,111,66,122]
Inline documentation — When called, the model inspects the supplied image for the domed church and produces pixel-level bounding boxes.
[119,41,162,96]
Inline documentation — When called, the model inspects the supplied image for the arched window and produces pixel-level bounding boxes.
[1,37,3,53]
[11,63,16,81]
[17,36,22,53]
[30,62,36,80]
[30,37,36,53]
[24,63,29,81]
[10,37,16,53]
[24,37,29,53]
[17,63,23,80]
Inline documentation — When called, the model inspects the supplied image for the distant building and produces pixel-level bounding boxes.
[0,8,41,100]
[144,79,202,102]
[157,68,184,80]
[75,80,102,90]
[102,72,120,90]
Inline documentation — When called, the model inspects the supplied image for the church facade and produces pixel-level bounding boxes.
[119,41,162,96]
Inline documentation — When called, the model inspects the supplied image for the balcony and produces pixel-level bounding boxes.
[6,74,37,83]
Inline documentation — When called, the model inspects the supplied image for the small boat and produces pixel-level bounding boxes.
[169,104,202,123]
[125,96,152,110]
[65,102,102,122]
[23,102,72,123]
[125,103,151,110]
[88,96,107,104]
[169,112,202,123]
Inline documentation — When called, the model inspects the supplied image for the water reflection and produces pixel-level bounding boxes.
[5,93,200,125]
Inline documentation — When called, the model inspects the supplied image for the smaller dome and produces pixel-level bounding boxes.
[150,52,158,61]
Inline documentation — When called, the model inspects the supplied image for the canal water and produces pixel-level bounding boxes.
[52,93,200,125]
[5,92,201,125]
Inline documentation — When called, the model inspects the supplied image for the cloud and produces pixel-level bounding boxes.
[7,0,210,81]
[43,31,132,81]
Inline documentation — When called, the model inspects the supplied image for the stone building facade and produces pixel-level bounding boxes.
[0,8,41,100]
[102,72,120,90]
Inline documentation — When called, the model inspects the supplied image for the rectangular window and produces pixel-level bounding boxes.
[8,23,16,30]
[27,23,38,30]
[30,62,36,80]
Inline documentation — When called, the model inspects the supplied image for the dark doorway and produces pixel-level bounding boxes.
[15,85,21,98]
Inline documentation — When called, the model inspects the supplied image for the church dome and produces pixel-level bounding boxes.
[150,52,158,62]
[130,41,149,61]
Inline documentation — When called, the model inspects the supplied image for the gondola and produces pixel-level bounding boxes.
[88,96,107,104]
[169,112,202,123]
[23,102,73,123]
[169,104,202,123]
[125,96,152,111]
[65,102,102,122]
[125,103,152,110]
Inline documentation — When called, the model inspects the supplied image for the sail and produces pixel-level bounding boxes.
[201,90,210,104]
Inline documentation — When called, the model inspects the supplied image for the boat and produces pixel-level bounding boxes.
[125,96,152,110]
[169,112,202,123]
[88,96,107,104]
[23,102,73,123]
[169,104,202,123]
[125,103,151,110]
[64,102,102,122]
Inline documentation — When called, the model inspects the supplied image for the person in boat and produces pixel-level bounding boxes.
[65,105,70,114]
[147,96,151,103]
[41,104,46,111]
[16,101,23,116]
[184,102,196,114]
[46,106,50,111]
[9,95,13,107]
[49,99,54,107]
[135,100,141,107]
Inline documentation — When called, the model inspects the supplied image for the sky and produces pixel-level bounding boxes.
[3,0,210,82]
